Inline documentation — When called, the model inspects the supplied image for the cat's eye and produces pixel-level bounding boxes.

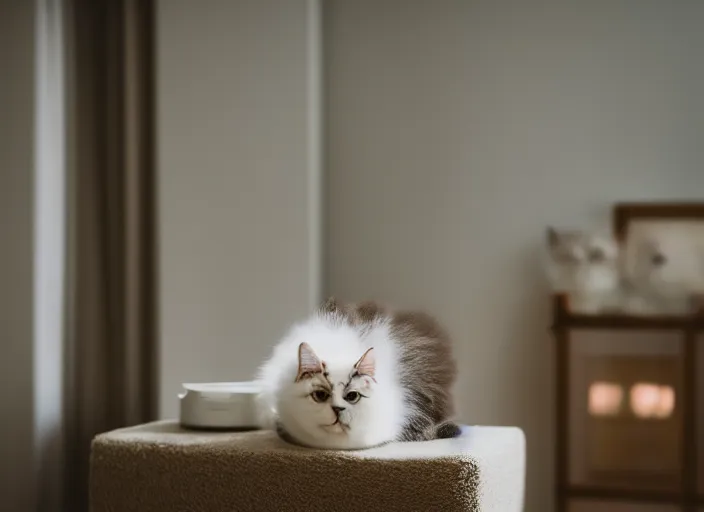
[588,248,605,262]
[311,390,330,403]
[555,248,579,264]
[651,252,667,266]
[344,391,361,404]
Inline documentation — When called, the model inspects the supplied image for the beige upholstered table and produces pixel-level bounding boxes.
[89,421,525,511]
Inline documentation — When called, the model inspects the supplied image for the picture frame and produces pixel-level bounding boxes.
[612,202,704,310]
[613,202,704,242]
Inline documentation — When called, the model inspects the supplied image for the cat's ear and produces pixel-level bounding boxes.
[354,347,376,378]
[547,226,559,248]
[296,342,324,382]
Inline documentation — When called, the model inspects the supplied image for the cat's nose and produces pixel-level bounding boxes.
[332,406,346,414]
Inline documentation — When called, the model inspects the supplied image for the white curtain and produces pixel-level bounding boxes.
[34,0,67,510]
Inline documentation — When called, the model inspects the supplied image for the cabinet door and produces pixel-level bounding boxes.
[568,330,683,492]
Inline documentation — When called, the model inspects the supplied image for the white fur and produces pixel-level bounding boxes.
[255,312,406,449]
[624,238,696,314]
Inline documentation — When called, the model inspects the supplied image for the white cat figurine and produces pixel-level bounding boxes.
[545,226,623,314]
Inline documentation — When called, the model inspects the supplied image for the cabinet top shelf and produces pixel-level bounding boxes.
[550,294,704,331]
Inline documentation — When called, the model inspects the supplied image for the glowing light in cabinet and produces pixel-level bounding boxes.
[630,383,675,419]
[588,382,623,416]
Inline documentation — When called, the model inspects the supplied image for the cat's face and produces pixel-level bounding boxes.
[629,238,695,292]
[547,227,618,266]
[275,342,388,449]
[545,227,621,293]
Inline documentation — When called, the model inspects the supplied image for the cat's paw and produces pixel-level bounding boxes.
[435,421,462,439]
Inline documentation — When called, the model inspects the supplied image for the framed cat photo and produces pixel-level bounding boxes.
[613,202,704,315]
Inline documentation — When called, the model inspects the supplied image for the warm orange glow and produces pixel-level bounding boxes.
[630,382,675,419]
[653,385,675,419]
[588,382,623,416]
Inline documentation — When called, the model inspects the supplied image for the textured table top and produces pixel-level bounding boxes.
[90,420,525,512]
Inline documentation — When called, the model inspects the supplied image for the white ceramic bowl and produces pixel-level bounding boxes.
[179,381,261,430]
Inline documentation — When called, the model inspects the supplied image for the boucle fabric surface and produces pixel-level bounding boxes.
[89,421,525,512]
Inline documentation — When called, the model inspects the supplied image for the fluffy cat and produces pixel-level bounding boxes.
[544,226,623,313]
[255,298,460,450]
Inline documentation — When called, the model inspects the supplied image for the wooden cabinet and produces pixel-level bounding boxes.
[552,294,702,511]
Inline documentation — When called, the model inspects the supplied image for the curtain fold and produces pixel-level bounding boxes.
[63,1,156,510]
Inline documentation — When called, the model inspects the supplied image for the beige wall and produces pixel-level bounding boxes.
[0,1,36,510]
[157,0,321,418]
[324,1,704,510]
[157,0,704,507]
